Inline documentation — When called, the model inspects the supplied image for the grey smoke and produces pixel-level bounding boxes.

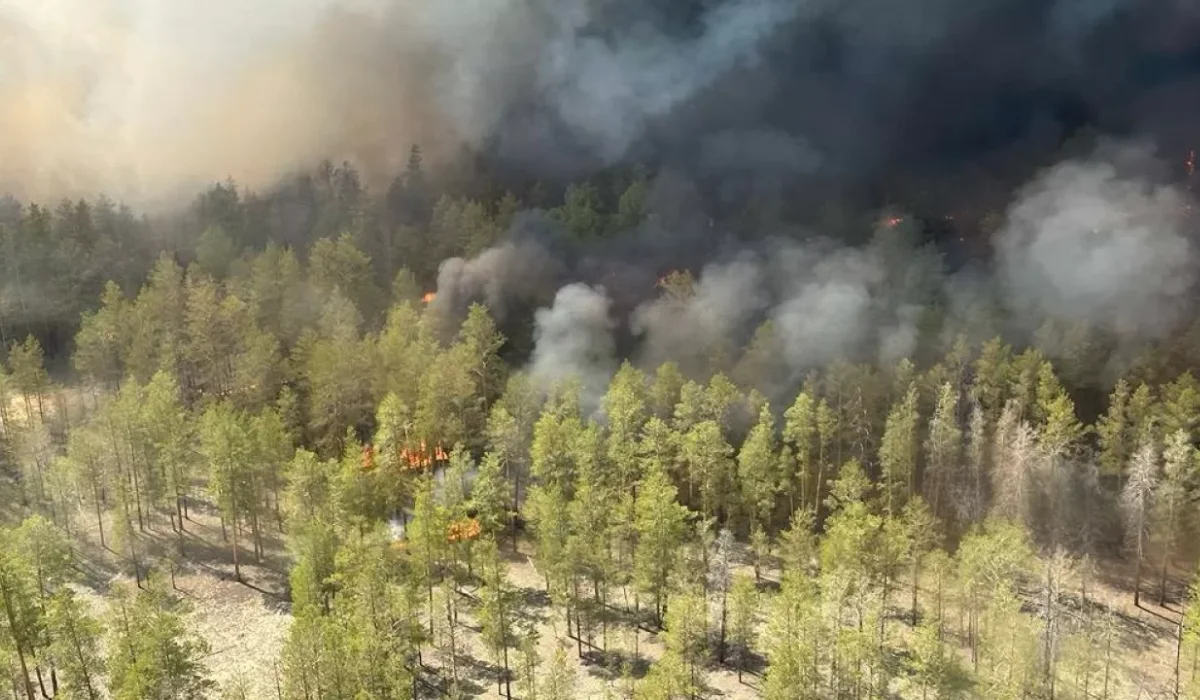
[770,244,892,374]
[530,0,800,163]
[505,144,1199,396]
[0,0,801,203]
[700,128,823,176]
[631,254,768,373]
[529,283,617,411]
[626,228,939,386]
[432,227,564,322]
[996,145,1198,342]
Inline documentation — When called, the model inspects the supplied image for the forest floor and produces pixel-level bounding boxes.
[2,468,1194,700]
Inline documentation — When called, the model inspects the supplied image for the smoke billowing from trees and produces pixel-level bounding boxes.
[996,144,1198,343]
[424,144,1199,400]
[529,282,616,409]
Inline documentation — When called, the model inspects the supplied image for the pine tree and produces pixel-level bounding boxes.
[1097,379,1132,479]
[663,591,709,700]
[924,382,961,522]
[908,615,968,699]
[739,404,780,534]
[45,590,103,700]
[1123,439,1159,607]
[106,579,214,700]
[763,571,822,700]
[9,335,48,423]
[783,391,817,513]
[0,533,40,700]
[634,464,690,627]
[603,361,649,496]
[200,402,254,580]
[903,498,942,625]
[478,538,518,698]
[472,452,514,541]
[406,475,447,635]
[680,420,734,523]
[1161,372,1200,444]
[727,573,759,683]
[964,401,989,525]
[880,383,920,516]
[972,337,1013,421]
[1155,430,1196,606]
[544,644,575,700]
[649,361,686,421]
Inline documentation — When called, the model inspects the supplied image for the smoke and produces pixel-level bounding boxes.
[631,255,768,373]
[0,0,442,203]
[510,144,1199,395]
[528,283,617,412]
[0,0,800,204]
[432,225,565,323]
[8,0,1198,207]
[620,225,942,389]
[996,144,1198,342]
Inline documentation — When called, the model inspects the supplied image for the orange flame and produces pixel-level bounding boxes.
[447,517,482,543]
[422,292,436,303]
[884,216,904,228]
[396,441,448,471]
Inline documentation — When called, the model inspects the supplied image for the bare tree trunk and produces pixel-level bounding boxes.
[911,557,920,626]
[91,481,105,550]
[231,509,241,581]
[1176,616,1184,700]
[1161,545,1173,607]
[1134,552,1143,608]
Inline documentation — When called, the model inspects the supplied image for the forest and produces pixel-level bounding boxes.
[3,143,1200,700]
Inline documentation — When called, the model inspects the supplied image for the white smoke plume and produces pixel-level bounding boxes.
[631,254,768,373]
[623,228,941,387]
[996,145,1198,342]
[529,283,617,412]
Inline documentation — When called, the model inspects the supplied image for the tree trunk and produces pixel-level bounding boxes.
[911,557,920,626]
[70,625,99,700]
[129,452,145,532]
[1161,547,1172,608]
[1134,553,1143,608]
[1175,616,1184,700]
[176,490,186,534]
[719,588,729,663]
[231,509,242,581]
[91,481,105,550]
[1,587,36,700]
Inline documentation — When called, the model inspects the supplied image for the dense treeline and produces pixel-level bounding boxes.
[0,147,663,359]
[5,155,1200,698]
[2,253,1200,698]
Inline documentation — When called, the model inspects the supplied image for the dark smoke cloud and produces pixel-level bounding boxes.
[494,144,1200,395]
[432,221,566,323]
[7,0,1200,209]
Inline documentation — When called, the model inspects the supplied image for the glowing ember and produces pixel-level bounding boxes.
[421,292,436,303]
[884,216,904,228]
